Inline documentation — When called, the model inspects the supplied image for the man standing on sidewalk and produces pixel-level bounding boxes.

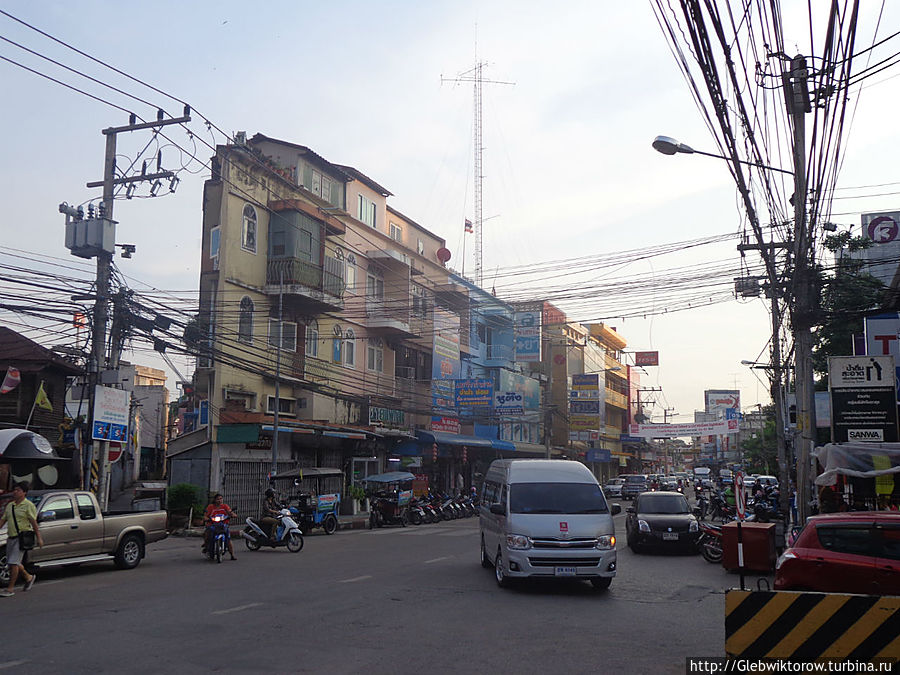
[0,482,43,597]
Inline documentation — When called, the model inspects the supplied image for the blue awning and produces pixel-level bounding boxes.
[415,430,494,448]
[491,439,516,451]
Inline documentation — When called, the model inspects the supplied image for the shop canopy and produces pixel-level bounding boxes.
[362,471,416,484]
[813,442,900,486]
[0,429,69,462]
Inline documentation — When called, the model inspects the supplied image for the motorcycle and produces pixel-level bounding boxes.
[696,521,723,564]
[241,509,304,552]
[205,513,230,563]
[369,493,409,528]
[695,491,709,520]
[407,497,427,525]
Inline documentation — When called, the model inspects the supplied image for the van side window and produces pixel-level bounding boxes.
[499,485,508,509]
[483,480,499,505]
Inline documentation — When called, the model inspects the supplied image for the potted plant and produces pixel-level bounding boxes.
[348,484,367,513]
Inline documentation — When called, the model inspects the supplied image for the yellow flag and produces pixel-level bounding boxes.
[35,382,53,412]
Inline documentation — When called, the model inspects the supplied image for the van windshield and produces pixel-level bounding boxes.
[509,483,609,514]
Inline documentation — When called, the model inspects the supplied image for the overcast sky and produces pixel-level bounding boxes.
[2,1,898,421]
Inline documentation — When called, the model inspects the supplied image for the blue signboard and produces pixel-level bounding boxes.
[586,449,611,463]
[570,400,600,415]
[455,379,494,406]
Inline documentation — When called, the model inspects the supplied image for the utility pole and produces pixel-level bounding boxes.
[272,270,283,481]
[64,109,190,510]
[788,55,814,523]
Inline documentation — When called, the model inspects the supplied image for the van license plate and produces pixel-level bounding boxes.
[662,532,679,541]
[555,566,577,576]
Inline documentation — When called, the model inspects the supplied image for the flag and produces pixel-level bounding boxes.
[0,367,20,394]
[464,219,473,233]
[35,381,53,412]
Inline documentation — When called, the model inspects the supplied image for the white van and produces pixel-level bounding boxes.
[479,459,620,590]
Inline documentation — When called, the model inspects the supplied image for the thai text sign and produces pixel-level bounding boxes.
[634,351,659,366]
[514,308,542,362]
[829,355,898,443]
[494,391,524,415]
[92,385,130,442]
[455,379,494,407]
[628,420,738,438]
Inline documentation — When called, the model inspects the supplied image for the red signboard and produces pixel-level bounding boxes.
[635,351,659,366]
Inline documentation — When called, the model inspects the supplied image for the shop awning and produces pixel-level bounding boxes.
[260,423,379,439]
[491,439,516,451]
[415,430,494,448]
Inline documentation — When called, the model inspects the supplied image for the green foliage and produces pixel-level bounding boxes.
[812,235,885,379]
[740,417,778,475]
[348,484,366,503]
[167,483,207,516]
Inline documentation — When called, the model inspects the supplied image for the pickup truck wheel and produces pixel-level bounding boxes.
[114,533,144,570]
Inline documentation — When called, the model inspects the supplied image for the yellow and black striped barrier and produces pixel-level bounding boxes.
[726,589,900,662]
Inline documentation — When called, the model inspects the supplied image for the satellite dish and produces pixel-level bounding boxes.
[436,247,451,264]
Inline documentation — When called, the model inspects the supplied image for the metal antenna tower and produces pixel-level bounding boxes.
[442,43,513,287]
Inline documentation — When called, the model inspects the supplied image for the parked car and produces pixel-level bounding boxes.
[0,489,168,586]
[775,512,900,595]
[603,478,625,499]
[621,474,649,500]
[756,475,779,490]
[625,491,699,553]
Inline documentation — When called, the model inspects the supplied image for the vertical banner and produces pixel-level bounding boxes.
[514,305,542,362]
[432,308,461,433]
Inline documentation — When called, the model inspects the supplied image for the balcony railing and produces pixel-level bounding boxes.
[267,257,345,299]
[605,389,628,408]
[366,298,410,322]
[486,344,512,361]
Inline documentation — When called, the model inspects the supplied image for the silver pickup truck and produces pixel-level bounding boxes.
[1,489,168,584]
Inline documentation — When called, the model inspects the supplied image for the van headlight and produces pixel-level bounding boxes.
[689,520,699,532]
[596,535,616,550]
[506,534,532,550]
[638,520,650,533]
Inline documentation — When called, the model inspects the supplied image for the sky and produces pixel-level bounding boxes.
[1,1,899,423]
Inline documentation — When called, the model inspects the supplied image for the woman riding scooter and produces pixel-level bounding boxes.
[261,488,282,542]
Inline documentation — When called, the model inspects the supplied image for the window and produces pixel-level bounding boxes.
[266,396,296,416]
[76,494,97,520]
[390,222,402,242]
[367,337,384,373]
[358,194,376,228]
[346,254,357,294]
[332,324,342,363]
[321,177,332,203]
[312,170,321,197]
[268,319,297,351]
[305,320,319,358]
[238,297,254,344]
[817,526,874,556]
[210,226,220,259]
[41,496,74,521]
[366,272,384,301]
[417,239,425,255]
[412,284,430,318]
[241,204,257,253]
[343,329,356,367]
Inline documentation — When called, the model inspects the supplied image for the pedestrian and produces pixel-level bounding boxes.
[0,481,43,597]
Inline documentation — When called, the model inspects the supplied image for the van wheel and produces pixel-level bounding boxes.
[481,537,492,569]
[591,577,612,591]
[495,550,511,588]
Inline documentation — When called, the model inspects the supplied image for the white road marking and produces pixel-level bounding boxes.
[338,575,372,583]
[0,661,28,670]
[211,602,263,615]
[424,556,450,564]
[439,529,478,536]
[34,579,65,587]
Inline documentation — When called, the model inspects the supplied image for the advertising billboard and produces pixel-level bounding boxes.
[635,351,659,367]
[704,390,740,418]
[864,312,900,403]
[860,211,900,286]
[829,355,898,443]
[514,305,542,363]
[432,309,461,433]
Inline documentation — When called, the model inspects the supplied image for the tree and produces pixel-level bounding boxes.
[811,232,885,381]
[741,417,778,474]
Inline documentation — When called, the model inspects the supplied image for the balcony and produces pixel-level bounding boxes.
[265,257,344,311]
[359,369,397,398]
[484,343,513,366]
[366,298,415,338]
[605,389,628,409]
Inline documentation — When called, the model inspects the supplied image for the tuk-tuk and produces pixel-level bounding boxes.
[363,471,415,528]
[271,467,343,535]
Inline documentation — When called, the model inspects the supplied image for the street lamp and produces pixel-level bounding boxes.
[652,136,793,175]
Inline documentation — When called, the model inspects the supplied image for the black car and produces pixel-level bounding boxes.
[625,491,699,553]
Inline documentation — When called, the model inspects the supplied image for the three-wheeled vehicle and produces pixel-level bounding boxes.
[364,471,415,528]
[271,467,343,535]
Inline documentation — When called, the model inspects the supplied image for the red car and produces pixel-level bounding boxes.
[775,512,900,595]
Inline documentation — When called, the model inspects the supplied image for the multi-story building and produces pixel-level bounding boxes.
[169,133,543,514]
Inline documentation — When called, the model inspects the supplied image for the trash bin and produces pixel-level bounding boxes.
[722,521,776,572]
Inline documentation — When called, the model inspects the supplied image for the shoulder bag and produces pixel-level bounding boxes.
[11,505,36,550]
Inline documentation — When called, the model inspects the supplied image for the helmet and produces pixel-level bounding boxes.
[265,488,276,498]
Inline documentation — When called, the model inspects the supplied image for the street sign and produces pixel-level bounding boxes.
[735,472,746,520]
[108,442,123,463]
[92,385,130,442]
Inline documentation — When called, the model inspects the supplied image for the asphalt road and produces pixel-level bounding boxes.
[1,509,757,674]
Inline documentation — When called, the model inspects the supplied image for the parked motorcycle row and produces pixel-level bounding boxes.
[371,491,478,528]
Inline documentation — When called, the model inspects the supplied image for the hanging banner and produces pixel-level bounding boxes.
[628,419,738,438]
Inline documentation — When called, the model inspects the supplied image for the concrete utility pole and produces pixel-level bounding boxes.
[272,270,283,481]
[74,111,190,510]
[788,55,815,523]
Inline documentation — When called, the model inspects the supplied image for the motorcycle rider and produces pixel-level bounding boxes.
[260,488,282,541]
[203,493,237,560]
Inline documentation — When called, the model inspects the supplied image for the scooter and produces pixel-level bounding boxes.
[241,509,304,552]
[205,513,230,563]
[696,521,723,564]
